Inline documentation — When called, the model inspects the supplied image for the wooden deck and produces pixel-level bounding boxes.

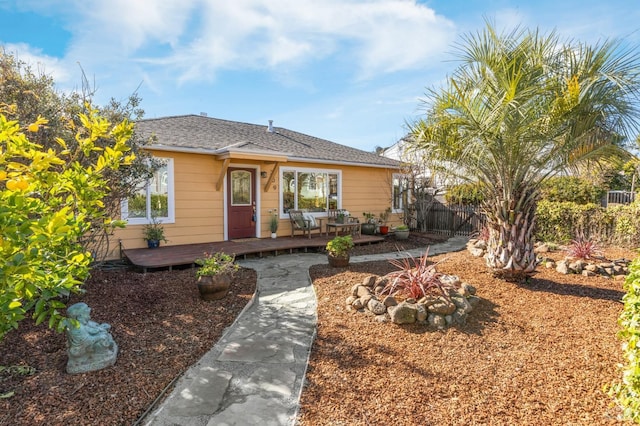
[122,234,385,272]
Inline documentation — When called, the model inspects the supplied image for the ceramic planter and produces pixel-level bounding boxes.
[197,274,232,300]
[147,239,160,249]
[361,223,376,235]
[328,253,350,267]
[395,229,410,240]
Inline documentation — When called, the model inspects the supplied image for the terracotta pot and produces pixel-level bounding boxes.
[379,225,389,235]
[197,274,231,300]
[328,253,350,267]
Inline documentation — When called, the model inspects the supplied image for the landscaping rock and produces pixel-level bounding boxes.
[389,301,417,324]
[556,261,570,275]
[374,314,389,323]
[382,295,398,307]
[467,295,481,307]
[427,299,456,316]
[362,276,377,288]
[416,304,427,322]
[470,248,485,257]
[452,309,467,325]
[356,285,372,298]
[342,272,479,330]
[360,294,373,307]
[368,299,387,315]
[461,282,477,296]
[451,296,473,314]
[428,313,447,330]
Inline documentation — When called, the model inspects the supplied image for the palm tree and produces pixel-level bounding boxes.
[410,22,640,280]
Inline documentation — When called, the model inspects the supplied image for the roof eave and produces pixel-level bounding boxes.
[145,145,400,169]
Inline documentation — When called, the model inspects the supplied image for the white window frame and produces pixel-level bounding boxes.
[280,167,341,218]
[392,173,411,214]
[121,157,175,225]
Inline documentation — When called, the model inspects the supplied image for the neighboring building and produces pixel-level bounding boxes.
[108,114,401,257]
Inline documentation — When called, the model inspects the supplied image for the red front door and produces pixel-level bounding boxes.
[227,168,256,239]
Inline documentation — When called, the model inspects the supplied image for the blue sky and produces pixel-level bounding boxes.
[1,0,639,151]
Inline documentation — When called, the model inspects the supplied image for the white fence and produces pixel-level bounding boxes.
[604,191,635,207]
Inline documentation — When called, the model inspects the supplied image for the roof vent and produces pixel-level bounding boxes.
[200,112,208,117]
[267,120,274,133]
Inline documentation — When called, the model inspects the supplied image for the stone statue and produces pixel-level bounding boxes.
[65,302,118,374]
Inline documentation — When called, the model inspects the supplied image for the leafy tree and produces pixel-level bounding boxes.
[445,182,486,205]
[411,22,640,280]
[0,107,134,339]
[0,50,157,262]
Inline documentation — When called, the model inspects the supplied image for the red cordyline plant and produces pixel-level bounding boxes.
[381,248,456,300]
[565,237,603,260]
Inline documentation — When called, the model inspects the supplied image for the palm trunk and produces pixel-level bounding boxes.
[484,199,537,281]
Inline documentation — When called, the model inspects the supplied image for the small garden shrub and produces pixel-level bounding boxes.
[609,256,640,422]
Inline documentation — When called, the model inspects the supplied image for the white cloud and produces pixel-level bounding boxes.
[40,0,455,84]
[2,42,73,85]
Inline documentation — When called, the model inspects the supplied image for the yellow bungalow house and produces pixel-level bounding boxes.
[109,114,402,257]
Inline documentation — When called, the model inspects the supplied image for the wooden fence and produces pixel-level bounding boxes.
[414,201,485,236]
[414,192,636,238]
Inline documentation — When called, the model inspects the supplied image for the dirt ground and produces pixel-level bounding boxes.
[0,233,635,425]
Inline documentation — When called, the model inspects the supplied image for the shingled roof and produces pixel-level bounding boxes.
[135,115,399,168]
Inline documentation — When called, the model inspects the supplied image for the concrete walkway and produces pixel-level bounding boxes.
[143,236,468,426]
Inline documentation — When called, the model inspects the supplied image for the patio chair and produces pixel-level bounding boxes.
[288,210,321,239]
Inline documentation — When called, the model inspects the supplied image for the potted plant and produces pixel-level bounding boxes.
[361,212,376,235]
[326,235,354,267]
[195,252,239,300]
[378,207,391,235]
[142,217,167,248]
[336,209,349,224]
[394,224,410,240]
[269,212,279,238]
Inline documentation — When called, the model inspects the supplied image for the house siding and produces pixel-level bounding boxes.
[106,152,400,260]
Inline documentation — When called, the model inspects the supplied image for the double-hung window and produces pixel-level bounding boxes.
[281,168,340,216]
[392,173,410,213]
[122,158,175,224]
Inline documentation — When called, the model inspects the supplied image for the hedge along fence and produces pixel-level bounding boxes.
[535,200,640,247]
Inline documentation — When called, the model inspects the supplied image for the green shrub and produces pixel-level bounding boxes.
[534,200,640,247]
[608,256,640,422]
[445,182,485,205]
[534,200,605,243]
[0,108,132,339]
[539,176,605,205]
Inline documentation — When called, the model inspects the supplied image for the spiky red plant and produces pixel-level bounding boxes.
[382,248,455,300]
[565,237,603,260]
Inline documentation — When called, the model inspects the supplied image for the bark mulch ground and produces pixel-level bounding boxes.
[0,233,635,425]
[298,241,635,425]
